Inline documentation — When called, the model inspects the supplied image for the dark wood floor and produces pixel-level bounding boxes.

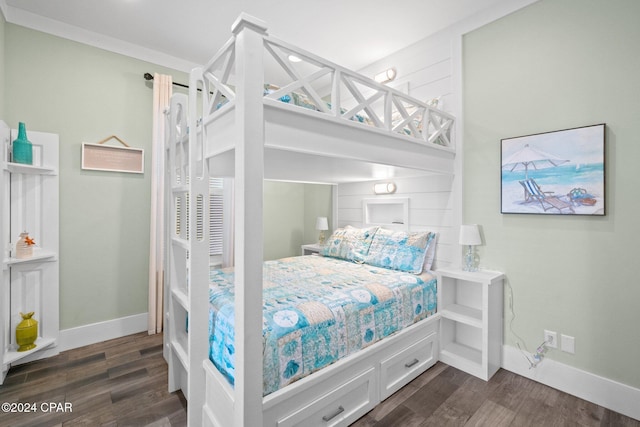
[1,332,638,426]
[352,362,640,427]
[0,332,186,426]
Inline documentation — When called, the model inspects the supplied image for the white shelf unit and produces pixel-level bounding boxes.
[436,267,504,381]
[1,122,59,384]
[301,243,321,256]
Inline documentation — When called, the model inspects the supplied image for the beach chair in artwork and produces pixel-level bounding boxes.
[519,179,575,214]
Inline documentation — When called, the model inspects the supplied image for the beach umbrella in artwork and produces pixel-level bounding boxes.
[501,144,569,179]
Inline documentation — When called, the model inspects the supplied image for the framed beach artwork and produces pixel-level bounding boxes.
[501,124,605,216]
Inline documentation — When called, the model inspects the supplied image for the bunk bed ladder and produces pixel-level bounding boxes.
[187,65,216,427]
[165,93,191,395]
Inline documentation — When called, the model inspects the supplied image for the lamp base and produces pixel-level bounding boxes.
[318,231,326,245]
[463,245,478,272]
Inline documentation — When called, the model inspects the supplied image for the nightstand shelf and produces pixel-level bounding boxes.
[441,341,482,365]
[301,243,321,256]
[439,304,482,328]
[437,268,504,381]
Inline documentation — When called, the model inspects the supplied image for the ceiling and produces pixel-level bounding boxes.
[2,0,508,73]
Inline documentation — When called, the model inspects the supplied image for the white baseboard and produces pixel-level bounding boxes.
[58,312,149,353]
[502,345,640,421]
[12,313,149,365]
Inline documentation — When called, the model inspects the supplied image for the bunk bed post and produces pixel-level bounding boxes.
[231,13,267,427]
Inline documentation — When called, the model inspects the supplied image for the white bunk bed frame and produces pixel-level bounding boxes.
[164,14,456,426]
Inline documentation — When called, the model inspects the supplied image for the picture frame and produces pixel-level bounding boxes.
[501,124,605,216]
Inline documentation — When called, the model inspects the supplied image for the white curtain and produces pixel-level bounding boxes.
[148,73,172,334]
[222,178,235,268]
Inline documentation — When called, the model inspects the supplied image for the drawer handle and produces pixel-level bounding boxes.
[404,358,419,368]
[322,405,345,422]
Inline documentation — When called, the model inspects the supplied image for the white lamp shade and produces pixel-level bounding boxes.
[316,217,329,231]
[459,224,481,246]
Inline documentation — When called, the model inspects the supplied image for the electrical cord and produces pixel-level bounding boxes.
[506,280,549,369]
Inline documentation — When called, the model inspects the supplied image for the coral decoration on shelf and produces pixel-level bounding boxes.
[15,232,36,259]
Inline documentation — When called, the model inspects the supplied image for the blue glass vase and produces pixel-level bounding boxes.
[12,122,33,165]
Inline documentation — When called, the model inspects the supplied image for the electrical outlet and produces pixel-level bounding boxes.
[544,330,558,348]
[561,334,575,354]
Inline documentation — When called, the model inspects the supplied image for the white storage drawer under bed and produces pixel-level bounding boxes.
[218,318,440,427]
[275,367,377,427]
[379,331,438,400]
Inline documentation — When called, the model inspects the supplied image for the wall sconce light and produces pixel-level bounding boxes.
[316,217,329,245]
[459,224,482,272]
[374,68,397,84]
[373,182,397,195]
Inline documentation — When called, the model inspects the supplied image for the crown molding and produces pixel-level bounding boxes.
[3,4,196,73]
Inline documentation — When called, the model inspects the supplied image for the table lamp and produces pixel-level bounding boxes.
[316,217,328,245]
[459,224,481,272]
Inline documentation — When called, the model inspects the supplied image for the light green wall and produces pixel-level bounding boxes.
[303,183,334,245]
[264,181,305,260]
[0,11,5,118]
[463,0,640,389]
[4,24,187,329]
[263,181,332,260]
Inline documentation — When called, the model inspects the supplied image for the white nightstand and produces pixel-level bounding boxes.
[301,243,321,256]
[436,267,504,381]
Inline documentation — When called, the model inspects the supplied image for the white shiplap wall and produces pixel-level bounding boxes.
[337,175,455,270]
[336,29,460,270]
[342,32,457,119]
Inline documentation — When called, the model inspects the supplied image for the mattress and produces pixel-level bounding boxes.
[208,255,437,396]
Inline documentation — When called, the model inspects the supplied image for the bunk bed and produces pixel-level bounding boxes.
[164,14,456,426]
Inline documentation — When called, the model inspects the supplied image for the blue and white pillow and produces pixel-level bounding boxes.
[320,226,378,263]
[364,229,435,274]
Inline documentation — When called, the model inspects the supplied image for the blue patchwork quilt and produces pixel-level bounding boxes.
[208,255,437,396]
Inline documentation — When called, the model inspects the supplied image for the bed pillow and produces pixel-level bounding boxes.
[423,231,438,272]
[320,226,378,262]
[364,229,435,274]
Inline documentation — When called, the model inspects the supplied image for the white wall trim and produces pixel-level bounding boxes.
[12,313,149,365]
[503,344,640,422]
[3,5,196,72]
[57,313,149,353]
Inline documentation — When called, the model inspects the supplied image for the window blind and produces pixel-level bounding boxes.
[175,178,223,258]
[209,178,224,256]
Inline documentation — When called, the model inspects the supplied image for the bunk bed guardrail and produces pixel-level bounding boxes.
[198,17,455,151]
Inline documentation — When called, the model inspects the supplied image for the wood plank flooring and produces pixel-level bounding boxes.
[0,332,186,426]
[1,332,638,426]
[353,362,640,427]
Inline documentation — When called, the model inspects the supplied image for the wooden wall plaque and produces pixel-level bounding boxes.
[82,143,144,174]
